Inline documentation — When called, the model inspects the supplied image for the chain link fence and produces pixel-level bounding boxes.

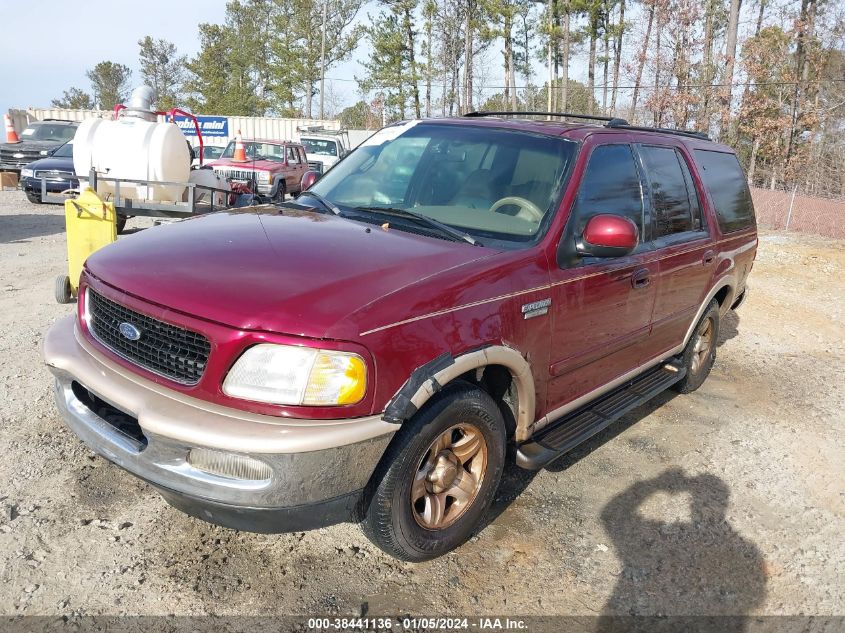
[751,187,845,240]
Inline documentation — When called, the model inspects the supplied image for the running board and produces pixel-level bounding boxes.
[516,362,686,470]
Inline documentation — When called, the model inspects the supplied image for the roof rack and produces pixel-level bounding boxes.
[605,120,711,140]
[464,111,629,126]
[463,110,711,141]
[296,125,349,136]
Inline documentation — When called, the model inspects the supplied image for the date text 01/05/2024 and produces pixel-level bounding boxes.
[306,617,528,630]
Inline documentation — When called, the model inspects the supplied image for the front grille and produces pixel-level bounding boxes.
[213,167,260,181]
[0,147,44,167]
[87,289,211,385]
[34,170,75,180]
[307,161,323,174]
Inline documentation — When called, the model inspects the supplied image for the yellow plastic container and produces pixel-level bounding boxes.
[56,187,117,303]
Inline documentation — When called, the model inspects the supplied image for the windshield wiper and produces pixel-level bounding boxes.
[297,190,342,215]
[354,206,479,246]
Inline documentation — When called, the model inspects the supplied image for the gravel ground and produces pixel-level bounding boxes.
[0,189,842,620]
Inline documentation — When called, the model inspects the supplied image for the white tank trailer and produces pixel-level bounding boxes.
[73,86,227,205]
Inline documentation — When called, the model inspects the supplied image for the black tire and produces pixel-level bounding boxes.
[272,181,286,203]
[673,299,720,394]
[115,215,127,234]
[55,274,73,304]
[361,382,506,562]
[25,192,41,204]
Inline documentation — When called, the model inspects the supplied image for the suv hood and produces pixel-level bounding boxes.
[85,207,494,339]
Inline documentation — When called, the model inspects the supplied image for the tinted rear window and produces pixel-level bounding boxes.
[694,150,755,233]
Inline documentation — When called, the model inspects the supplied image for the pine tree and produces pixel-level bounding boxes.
[138,36,186,110]
[86,61,132,110]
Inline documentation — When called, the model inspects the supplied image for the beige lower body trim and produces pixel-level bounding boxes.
[43,316,397,454]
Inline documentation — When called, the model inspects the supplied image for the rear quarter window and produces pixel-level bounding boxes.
[693,150,756,233]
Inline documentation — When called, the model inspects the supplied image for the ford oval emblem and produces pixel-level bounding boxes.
[118,322,142,341]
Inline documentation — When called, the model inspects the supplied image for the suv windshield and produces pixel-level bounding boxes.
[220,141,285,162]
[53,141,73,158]
[301,138,339,156]
[307,122,577,246]
[22,124,76,142]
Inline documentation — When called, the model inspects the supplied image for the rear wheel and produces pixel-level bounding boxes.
[673,299,720,393]
[362,383,506,561]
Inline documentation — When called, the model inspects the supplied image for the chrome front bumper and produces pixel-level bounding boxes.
[44,316,395,520]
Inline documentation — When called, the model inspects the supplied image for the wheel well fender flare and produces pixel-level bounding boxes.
[383,345,536,442]
[683,279,734,348]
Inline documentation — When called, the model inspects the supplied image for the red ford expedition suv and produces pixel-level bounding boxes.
[44,113,757,561]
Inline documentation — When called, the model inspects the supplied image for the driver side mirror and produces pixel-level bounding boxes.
[300,170,320,191]
[576,214,639,258]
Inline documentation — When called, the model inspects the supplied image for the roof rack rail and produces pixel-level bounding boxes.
[463,111,630,126]
[463,110,711,140]
[605,120,711,140]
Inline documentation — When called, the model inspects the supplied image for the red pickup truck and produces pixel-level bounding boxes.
[44,113,756,561]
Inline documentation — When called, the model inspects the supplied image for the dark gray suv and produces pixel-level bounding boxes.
[0,119,79,173]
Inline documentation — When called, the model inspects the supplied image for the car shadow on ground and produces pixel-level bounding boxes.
[0,213,65,243]
[718,309,741,348]
[483,381,766,631]
[485,390,682,527]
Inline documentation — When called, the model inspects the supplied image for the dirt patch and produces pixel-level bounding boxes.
[0,191,842,617]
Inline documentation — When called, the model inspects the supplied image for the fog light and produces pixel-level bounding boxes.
[187,448,272,481]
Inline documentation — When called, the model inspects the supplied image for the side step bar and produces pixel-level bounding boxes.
[516,362,686,470]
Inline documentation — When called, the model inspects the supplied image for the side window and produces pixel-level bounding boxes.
[694,150,755,233]
[573,144,644,236]
[639,145,693,236]
[299,147,307,163]
[287,146,299,164]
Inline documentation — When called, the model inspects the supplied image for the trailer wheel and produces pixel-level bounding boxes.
[55,275,73,304]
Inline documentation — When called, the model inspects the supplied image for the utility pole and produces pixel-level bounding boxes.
[320,0,328,120]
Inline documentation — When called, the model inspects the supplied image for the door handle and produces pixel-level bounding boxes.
[703,250,716,265]
[631,268,651,289]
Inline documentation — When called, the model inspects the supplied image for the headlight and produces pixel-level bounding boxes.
[256,171,271,182]
[222,344,366,406]
[20,169,34,178]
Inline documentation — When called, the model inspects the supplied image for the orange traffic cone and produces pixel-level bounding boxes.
[232,130,247,162]
[4,114,20,143]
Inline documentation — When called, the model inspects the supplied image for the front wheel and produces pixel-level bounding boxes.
[272,181,286,203]
[361,383,506,561]
[25,192,41,204]
[673,299,720,393]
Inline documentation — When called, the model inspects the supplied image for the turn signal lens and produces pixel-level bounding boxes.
[303,352,367,406]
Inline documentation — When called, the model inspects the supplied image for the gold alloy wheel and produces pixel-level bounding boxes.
[411,423,488,530]
[690,316,714,375]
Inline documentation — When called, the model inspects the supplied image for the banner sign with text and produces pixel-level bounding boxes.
[173,115,229,138]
